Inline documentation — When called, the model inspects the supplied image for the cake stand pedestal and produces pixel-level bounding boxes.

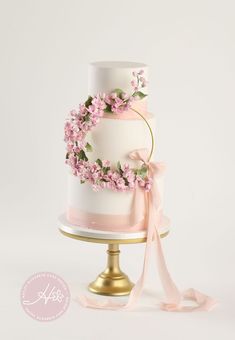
[59,214,169,296]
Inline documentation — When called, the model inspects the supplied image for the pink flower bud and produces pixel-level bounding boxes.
[131,80,136,87]
[111,92,117,99]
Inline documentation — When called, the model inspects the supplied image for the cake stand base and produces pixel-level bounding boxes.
[88,244,134,296]
[59,214,169,296]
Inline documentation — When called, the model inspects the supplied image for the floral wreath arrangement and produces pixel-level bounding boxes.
[64,70,155,192]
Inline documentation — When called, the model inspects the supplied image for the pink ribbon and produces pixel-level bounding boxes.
[102,100,151,120]
[76,149,217,312]
[67,207,147,231]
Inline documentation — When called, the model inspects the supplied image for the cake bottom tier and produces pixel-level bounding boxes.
[66,174,169,232]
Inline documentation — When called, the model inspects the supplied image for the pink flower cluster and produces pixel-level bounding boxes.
[64,98,102,155]
[66,156,153,192]
[104,92,134,114]
[131,69,148,91]
[64,69,152,192]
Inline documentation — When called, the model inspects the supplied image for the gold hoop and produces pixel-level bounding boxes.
[130,108,155,162]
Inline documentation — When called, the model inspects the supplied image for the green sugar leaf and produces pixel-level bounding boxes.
[113,88,124,97]
[136,165,148,178]
[124,178,129,186]
[95,159,103,168]
[84,114,90,122]
[85,96,93,108]
[77,150,88,161]
[85,142,93,152]
[102,166,110,175]
[133,91,148,99]
[104,104,112,113]
[117,161,123,174]
[101,178,108,182]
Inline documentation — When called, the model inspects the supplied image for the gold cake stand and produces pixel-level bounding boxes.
[59,215,169,296]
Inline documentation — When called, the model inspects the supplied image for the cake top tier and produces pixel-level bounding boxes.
[88,61,148,96]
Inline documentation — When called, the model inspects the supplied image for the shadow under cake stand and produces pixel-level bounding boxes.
[59,214,169,296]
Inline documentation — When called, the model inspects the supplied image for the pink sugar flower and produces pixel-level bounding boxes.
[99,181,106,189]
[71,168,78,176]
[90,115,100,126]
[64,121,73,131]
[131,80,137,88]
[69,109,78,117]
[90,163,101,173]
[106,181,116,191]
[91,172,100,181]
[102,174,109,181]
[73,146,81,153]
[109,171,121,181]
[64,122,74,142]
[139,69,144,75]
[73,117,82,129]
[125,170,135,183]
[104,94,112,105]
[87,98,105,117]
[76,161,86,172]
[106,170,113,178]
[111,97,128,114]
[116,177,126,190]
[103,160,111,167]
[92,96,107,110]
[68,155,77,167]
[87,104,98,115]
[66,143,74,152]
[73,140,85,153]
[122,163,130,171]
[74,130,85,141]
[136,175,146,187]
[143,177,153,191]
[81,122,91,132]
[79,104,87,116]
[92,184,101,192]
[128,180,135,189]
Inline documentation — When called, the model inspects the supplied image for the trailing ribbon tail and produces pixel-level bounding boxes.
[76,148,217,312]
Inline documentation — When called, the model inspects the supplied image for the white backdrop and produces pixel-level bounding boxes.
[0,0,235,339]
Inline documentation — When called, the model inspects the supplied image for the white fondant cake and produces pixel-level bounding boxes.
[66,61,161,232]
[89,61,149,97]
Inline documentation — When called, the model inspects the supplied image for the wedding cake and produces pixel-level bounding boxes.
[64,61,166,232]
[62,61,216,313]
